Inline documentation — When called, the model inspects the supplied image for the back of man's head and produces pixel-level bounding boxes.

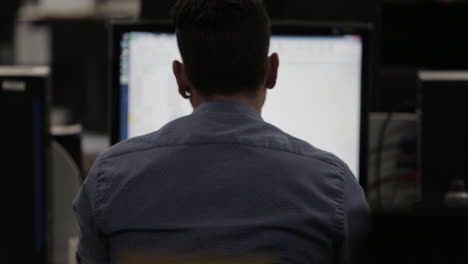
[172,0,271,97]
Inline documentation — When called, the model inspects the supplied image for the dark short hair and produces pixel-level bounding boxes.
[172,0,271,97]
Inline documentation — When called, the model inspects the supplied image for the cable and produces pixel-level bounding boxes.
[374,111,393,209]
[373,100,417,210]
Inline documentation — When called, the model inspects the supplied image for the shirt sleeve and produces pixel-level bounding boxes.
[73,159,109,264]
[338,165,371,264]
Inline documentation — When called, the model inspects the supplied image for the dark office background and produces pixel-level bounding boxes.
[2,0,468,190]
[0,2,20,42]
[6,0,468,132]
[1,0,380,134]
[140,0,378,22]
[0,1,21,63]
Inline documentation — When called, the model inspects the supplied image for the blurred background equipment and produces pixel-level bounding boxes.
[367,112,418,209]
[14,0,140,135]
[50,107,83,176]
[418,71,468,209]
[374,2,468,113]
[0,66,82,264]
[38,0,96,17]
[367,1,468,210]
[0,66,50,264]
[48,104,83,264]
[50,140,81,264]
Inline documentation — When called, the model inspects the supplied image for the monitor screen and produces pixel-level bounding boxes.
[112,23,369,180]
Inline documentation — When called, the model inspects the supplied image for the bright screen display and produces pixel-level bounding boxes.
[119,32,362,177]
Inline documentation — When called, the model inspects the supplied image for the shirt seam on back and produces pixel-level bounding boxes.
[94,160,107,228]
[334,166,346,240]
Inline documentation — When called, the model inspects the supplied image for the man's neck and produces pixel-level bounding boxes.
[191,90,265,113]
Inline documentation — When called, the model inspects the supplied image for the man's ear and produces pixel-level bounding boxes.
[173,60,191,99]
[265,53,279,89]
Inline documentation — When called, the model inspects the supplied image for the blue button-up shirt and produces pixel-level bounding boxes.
[73,100,369,264]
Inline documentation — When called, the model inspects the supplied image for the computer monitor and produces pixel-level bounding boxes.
[0,66,50,263]
[109,21,370,185]
[419,71,468,205]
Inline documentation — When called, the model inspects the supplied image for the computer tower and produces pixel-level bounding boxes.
[419,71,468,206]
[0,66,50,264]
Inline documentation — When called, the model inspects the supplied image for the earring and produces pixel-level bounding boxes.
[185,90,192,98]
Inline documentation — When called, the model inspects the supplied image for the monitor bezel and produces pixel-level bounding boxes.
[108,20,372,191]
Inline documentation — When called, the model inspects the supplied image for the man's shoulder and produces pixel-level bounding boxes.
[96,114,351,178]
[274,131,350,173]
[100,132,159,161]
[99,116,192,161]
[97,107,345,171]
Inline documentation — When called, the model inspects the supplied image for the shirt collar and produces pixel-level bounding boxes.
[193,100,263,121]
